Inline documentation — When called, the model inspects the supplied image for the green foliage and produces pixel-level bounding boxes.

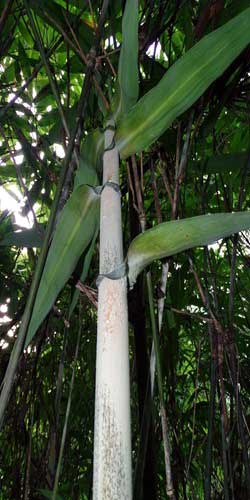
[1,0,250,498]
[25,186,100,346]
[115,0,139,118]
[127,212,250,286]
[116,7,250,158]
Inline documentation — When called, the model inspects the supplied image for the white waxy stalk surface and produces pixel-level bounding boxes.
[93,124,132,499]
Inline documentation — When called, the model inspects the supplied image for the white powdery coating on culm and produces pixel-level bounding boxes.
[93,278,131,499]
[93,128,132,499]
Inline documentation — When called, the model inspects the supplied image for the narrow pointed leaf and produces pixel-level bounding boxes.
[116,7,250,158]
[127,212,250,287]
[25,185,100,346]
[114,0,139,118]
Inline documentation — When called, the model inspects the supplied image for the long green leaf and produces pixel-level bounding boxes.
[114,0,139,118]
[116,7,250,158]
[25,185,100,346]
[127,212,250,287]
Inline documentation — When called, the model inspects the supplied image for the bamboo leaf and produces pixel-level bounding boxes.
[127,212,250,287]
[74,129,103,189]
[114,0,139,118]
[116,7,250,158]
[25,185,100,346]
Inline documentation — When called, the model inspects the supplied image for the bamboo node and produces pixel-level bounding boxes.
[96,262,127,287]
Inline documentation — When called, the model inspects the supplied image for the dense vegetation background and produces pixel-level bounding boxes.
[0,0,250,498]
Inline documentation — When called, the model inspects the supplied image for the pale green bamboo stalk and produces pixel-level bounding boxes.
[93,123,132,499]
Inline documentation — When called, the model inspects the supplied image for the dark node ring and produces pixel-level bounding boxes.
[104,137,116,152]
[96,261,127,287]
[93,181,120,196]
[102,180,120,194]
[103,124,116,132]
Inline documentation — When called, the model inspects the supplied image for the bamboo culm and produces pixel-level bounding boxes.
[93,123,132,499]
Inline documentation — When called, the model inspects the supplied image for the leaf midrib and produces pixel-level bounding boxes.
[118,14,248,152]
[31,193,96,319]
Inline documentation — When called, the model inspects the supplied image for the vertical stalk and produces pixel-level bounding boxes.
[204,339,217,500]
[218,382,230,500]
[52,314,82,500]
[93,123,132,499]
[147,272,175,500]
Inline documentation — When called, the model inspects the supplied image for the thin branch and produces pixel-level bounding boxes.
[172,110,194,218]
[0,0,14,33]
[126,161,139,214]
[52,305,82,500]
[147,273,176,500]
[158,154,173,206]
[76,281,98,308]
[24,2,79,167]
[0,126,41,233]
[169,306,214,324]
[0,37,63,119]
[186,341,202,480]
[63,12,110,111]
[150,159,162,223]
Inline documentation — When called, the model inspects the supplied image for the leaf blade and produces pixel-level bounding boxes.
[127,212,250,286]
[115,0,139,117]
[116,7,250,158]
[25,185,100,346]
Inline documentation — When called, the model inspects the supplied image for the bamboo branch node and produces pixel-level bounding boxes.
[101,180,121,195]
[96,261,127,287]
[104,137,116,152]
[103,124,116,133]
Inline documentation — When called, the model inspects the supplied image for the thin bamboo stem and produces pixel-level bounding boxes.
[133,370,153,500]
[147,272,175,500]
[204,349,217,500]
[186,341,201,480]
[52,313,82,500]
[218,382,230,500]
[131,155,174,498]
